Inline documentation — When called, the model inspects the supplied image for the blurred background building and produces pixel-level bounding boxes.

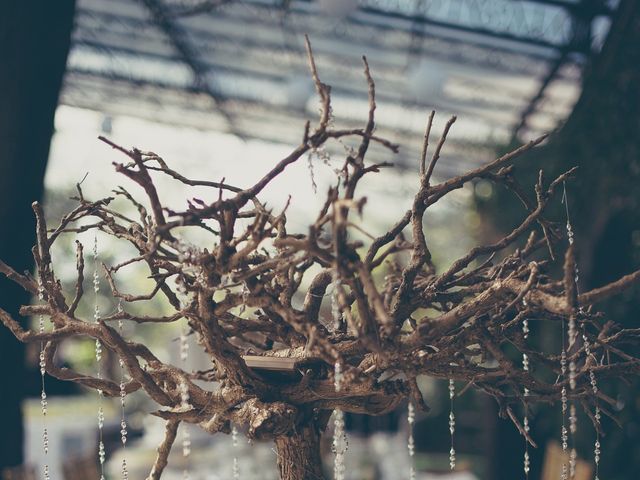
[1,1,638,479]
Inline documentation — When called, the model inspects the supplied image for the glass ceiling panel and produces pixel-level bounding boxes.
[63,0,617,178]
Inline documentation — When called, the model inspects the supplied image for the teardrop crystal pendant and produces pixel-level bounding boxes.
[407,402,415,480]
[93,236,106,480]
[448,379,456,470]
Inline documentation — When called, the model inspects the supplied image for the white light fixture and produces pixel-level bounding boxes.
[285,74,314,111]
[407,60,448,103]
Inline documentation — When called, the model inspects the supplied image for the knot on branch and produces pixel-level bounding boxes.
[237,398,298,440]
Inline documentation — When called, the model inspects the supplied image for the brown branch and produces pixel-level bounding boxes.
[148,419,180,480]
[424,115,456,186]
[67,240,85,316]
[419,110,436,177]
[579,268,640,306]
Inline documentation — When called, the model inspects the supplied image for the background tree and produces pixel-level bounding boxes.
[479,1,640,478]
[0,0,75,471]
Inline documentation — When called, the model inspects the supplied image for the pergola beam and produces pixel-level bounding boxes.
[512,51,568,140]
[62,67,499,170]
[71,38,532,122]
[512,0,605,138]
[76,5,560,69]
[139,0,237,132]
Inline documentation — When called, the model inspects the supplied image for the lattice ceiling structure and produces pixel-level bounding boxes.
[62,0,618,178]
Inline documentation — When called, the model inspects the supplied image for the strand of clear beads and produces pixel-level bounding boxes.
[568,330,577,476]
[522,390,531,478]
[179,379,191,480]
[522,298,530,341]
[333,362,347,480]
[38,279,51,480]
[175,273,193,480]
[117,301,129,479]
[332,272,347,480]
[583,334,601,480]
[561,343,568,480]
[180,327,189,363]
[180,324,191,480]
[93,237,106,480]
[407,402,416,480]
[521,299,531,478]
[559,245,569,480]
[331,277,342,332]
[523,360,531,476]
[232,424,240,480]
[562,183,579,479]
[523,415,530,477]
[448,379,456,470]
[332,409,347,480]
[568,315,578,480]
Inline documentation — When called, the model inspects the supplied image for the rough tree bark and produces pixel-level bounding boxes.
[0,0,75,471]
[275,420,326,480]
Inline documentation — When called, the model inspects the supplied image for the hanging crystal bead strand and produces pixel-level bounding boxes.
[180,326,191,480]
[331,275,342,332]
[568,321,578,480]
[560,320,569,480]
[583,334,601,480]
[333,361,347,480]
[521,299,533,478]
[117,301,129,480]
[93,236,106,480]
[407,403,416,480]
[38,278,51,480]
[231,424,240,480]
[522,333,530,479]
[179,378,191,480]
[175,267,194,480]
[448,379,456,470]
[331,269,347,480]
[562,183,578,479]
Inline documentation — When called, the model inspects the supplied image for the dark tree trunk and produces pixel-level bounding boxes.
[274,422,327,480]
[0,0,75,471]
[483,1,640,479]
